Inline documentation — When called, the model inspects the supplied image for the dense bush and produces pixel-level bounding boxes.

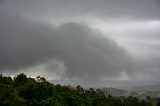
[0,73,156,106]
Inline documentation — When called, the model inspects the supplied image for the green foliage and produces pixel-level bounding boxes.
[0,73,156,106]
[14,73,28,85]
[61,92,92,106]
[0,84,26,106]
[0,74,13,85]
[39,94,65,106]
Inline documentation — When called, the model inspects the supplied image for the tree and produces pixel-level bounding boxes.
[0,74,13,85]
[76,85,84,94]
[14,73,28,85]
[39,94,65,106]
[0,84,26,106]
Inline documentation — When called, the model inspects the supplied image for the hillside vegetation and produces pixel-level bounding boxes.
[0,73,157,106]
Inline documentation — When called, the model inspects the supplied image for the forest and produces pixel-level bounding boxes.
[0,73,159,106]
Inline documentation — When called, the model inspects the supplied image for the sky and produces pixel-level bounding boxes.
[0,0,160,86]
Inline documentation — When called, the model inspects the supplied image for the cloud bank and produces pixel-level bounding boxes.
[0,13,135,80]
[0,0,160,82]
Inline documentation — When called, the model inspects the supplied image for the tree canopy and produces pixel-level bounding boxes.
[0,73,156,106]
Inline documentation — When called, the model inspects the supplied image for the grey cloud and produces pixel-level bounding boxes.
[1,0,159,81]
[1,0,160,21]
[0,13,135,80]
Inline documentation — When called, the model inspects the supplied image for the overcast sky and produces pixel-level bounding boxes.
[0,0,160,86]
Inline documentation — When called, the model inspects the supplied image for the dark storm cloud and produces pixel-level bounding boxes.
[0,0,159,81]
[0,13,135,79]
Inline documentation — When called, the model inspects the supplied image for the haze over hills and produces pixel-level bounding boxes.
[49,79,160,98]
[50,80,160,89]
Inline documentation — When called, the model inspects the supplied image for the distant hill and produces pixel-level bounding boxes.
[101,87,128,97]
[123,84,160,92]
